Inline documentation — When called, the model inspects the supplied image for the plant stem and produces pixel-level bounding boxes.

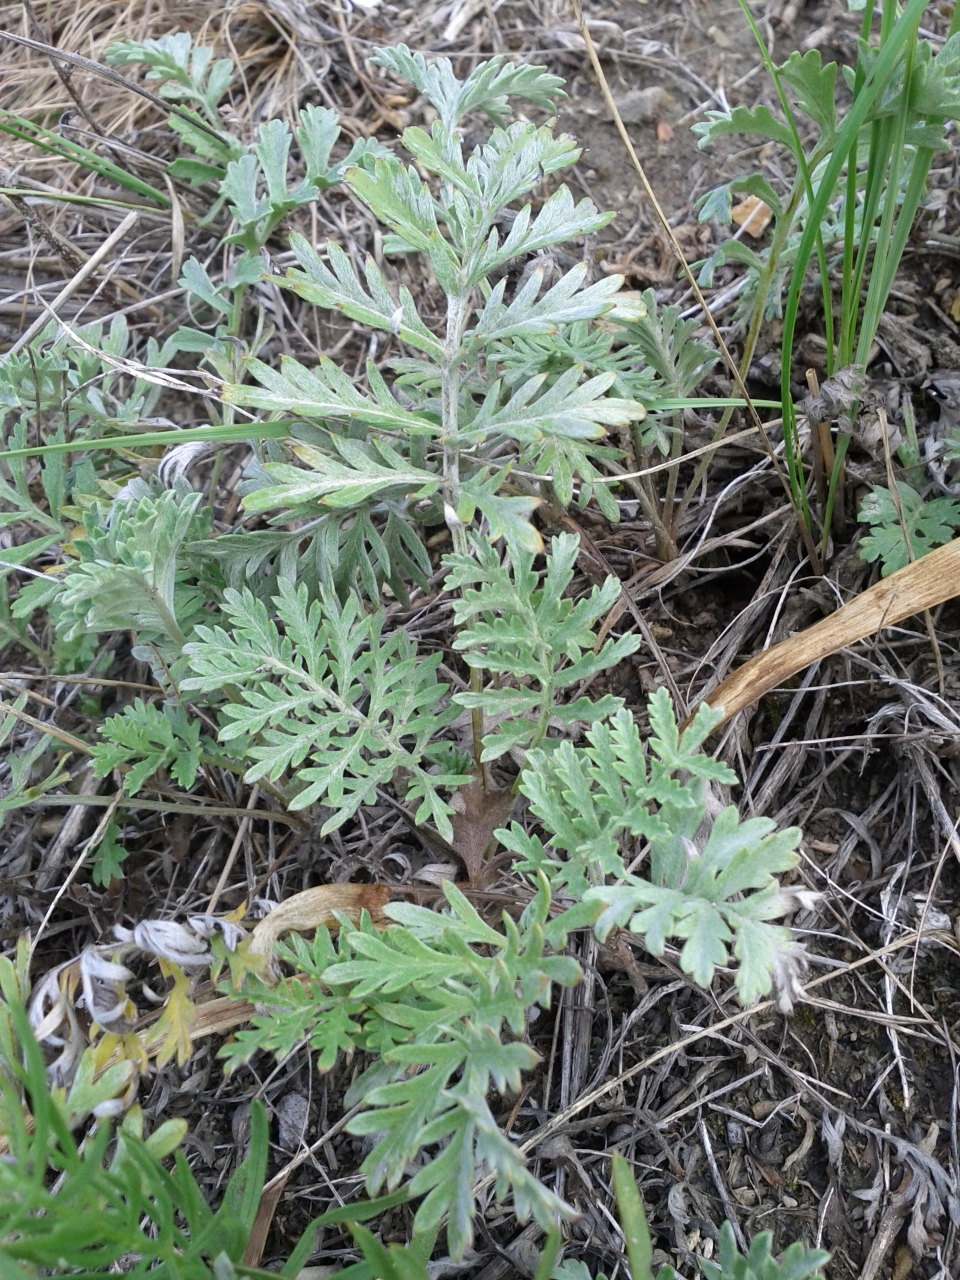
[146,585,187,648]
[616,427,677,559]
[661,410,684,543]
[736,0,835,373]
[469,667,485,778]
[228,284,248,340]
[779,0,931,555]
[531,679,554,751]
[673,180,805,534]
[441,294,470,556]
[439,275,481,758]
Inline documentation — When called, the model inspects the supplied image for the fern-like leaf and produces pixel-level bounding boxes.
[444,533,640,760]
[182,582,468,836]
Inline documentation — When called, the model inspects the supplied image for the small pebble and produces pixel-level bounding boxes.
[277,1091,310,1152]
[609,87,667,123]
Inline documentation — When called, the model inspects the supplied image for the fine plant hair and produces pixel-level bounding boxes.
[228,42,649,569]
[499,690,806,1007]
[220,876,585,1257]
[0,32,745,658]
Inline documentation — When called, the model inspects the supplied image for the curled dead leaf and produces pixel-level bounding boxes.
[249,883,392,978]
[801,363,865,423]
[0,880,394,1152]
[450,776,516,885]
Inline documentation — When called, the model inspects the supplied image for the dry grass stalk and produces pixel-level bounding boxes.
[695,537,960,729]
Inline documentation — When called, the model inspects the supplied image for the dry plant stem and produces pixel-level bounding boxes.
[470,667,486,779]
[0,698,90,755]
[578,423,766,487]
[817,420,836,490]
[1,190,136,313]
[572,1,821,573]
[7,210,138,357]
[258,8,341,114]
[857,1167,914,1280]
[806,370,828,509]
[471,926,960,1198]
[698,1117,748,1252]
[4,191,105,290]
[35,766,104,891]
[205,784,261,914]
[595,503,792,646]
[332,0,362,79]
[30,788,122,957]
[910,749,960,873]
[908,815,960,1009]
[0,680,56,710]
[618,426,676,558]
[674,179,809,536]
[162,173,184,286]
[21,309,230,403]
[262,1102,364,1195]
[245,1102,366,1265]
[559,933,597,1108]
[0,671,157,690]
[0,30,230,148]
[694,536,960,728]
[20,0,107,139]
[879,405,944,692]
[28,792,310,829]
[560,513,686,714]
[243,1184,286,1269]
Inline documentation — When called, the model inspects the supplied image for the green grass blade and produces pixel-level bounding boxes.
[0,421,290,463]
[879,145,935,309]
[0,404,776,464]
[278,1190,413,1279]
[841,115,894,363]
[735,0,835,374]
[0,186,171,213]
[532,1228,563,1280]
[838,1,878,365]
[642,396,782,411]
[780,0,930,442]
[0,112,169,206]
[857,41,916,366]
[877,4,960,306]
[612,1151,654,1280]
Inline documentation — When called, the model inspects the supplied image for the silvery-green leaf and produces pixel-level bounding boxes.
[283,234,443,358]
